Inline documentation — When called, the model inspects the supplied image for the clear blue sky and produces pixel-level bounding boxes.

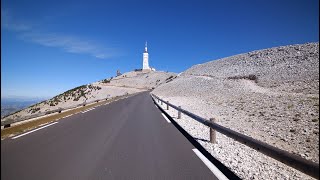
[1,0,319,99]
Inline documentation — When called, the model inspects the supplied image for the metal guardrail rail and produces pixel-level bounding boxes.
[151,94,319,179]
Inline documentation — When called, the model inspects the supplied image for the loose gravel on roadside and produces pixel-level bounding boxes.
[152,42,319,179]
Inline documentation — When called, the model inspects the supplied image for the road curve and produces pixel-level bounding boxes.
[1,92,217,179]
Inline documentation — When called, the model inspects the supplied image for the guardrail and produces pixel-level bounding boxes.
[151,94,319,179]
[1,93,134,128]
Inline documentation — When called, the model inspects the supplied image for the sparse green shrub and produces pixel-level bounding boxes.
[29,107,41,114]
[166,76,174,80]
[80,90,85,97]
[289,129,296,133]
[103,79,111,83]
[165,75,176,83]
[227,74,258,82]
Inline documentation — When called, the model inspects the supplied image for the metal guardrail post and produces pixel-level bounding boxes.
[150,94,319,179]
[210,118,216,144]
[178,106,181,119]
[161,101,163,105]
[166,101,169,110]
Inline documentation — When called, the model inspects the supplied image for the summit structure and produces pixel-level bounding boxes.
[142,42,151,71]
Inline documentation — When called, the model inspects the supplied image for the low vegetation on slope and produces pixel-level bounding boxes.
[1,84,103,120]
[2,70,176,122]
[44,84,102,105]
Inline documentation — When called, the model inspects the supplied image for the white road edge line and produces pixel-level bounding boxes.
[161,113,171,123]
[82,109,91,113]
[192,148,229,180]
[86,107,95,111]
[64,114,73,118]
[12,122,59,140]
[82,108,95,113]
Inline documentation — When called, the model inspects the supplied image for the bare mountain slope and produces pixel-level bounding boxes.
[105,70,177,89]
[152,42,319,179]
[2,71,176,122]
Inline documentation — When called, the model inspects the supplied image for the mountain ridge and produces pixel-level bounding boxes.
[2,42,318,179]
[152,42,319,179]
[1,70,176,121]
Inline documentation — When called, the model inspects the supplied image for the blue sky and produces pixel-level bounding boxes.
[1,0,319,99]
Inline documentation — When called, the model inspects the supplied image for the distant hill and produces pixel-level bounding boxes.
[1,98,46,118]
[1,70,176,121]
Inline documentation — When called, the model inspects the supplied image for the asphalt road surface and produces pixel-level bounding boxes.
[1,92,218,180]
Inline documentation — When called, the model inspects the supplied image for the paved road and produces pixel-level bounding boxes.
[1,92,217,179]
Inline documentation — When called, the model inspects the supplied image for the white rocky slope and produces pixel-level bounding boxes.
[107,70,176,89]
[2,71,176,122]
[152,42,319,179]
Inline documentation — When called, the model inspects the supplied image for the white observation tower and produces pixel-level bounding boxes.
[142,41,150,71]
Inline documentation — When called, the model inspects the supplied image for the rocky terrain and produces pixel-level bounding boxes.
[152,42,319,179]
[1,41,318,179]
[1,71,176,122]
[106,70,177,89]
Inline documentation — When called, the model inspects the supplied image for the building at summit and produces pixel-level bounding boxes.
[142,42,155,72]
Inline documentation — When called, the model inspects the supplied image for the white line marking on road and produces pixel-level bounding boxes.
[161,113,171,123]
[192,148,229,180]
[64,114,73,118]
[82,108,95,113]
[86,109,91,111]
[12,122,59,140]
